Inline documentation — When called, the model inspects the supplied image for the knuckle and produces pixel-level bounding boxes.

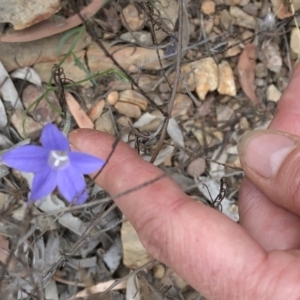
[133,197,187,263]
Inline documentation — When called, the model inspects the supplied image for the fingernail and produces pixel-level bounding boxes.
[239,131,296,178]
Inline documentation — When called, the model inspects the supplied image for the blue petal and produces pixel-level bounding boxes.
[69,152,105,174]
[41,123,69,151]
[2,145,49,173]
[30,168,58,201]
[57,166,87,204]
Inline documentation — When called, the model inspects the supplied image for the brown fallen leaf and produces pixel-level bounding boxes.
[0,0,104,42]
[237,44,259,105]
[65,92,94,129]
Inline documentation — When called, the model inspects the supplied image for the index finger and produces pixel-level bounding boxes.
[69,130,269,299]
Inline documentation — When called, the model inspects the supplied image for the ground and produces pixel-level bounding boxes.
[0,0,297,299]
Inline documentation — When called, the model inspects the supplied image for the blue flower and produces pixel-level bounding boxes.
[1,123,105,204]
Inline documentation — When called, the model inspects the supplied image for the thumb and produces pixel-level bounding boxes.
[238,130,300,215]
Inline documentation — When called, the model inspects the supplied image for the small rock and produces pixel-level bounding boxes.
[120,30,168,46]
[22,84,61,124]
[216,105,235,123]
[121,4,145,31]
[153,264,166,279]
[107,91,119,106]
[241,30,254,44]
[11,109,43,139]
[192,128,213,146]
[225,39,241,57]
[34,51,91,88]
[201,0,216,15]
[95,111,116,136]
[255,63,268,78]
[267,84,282,102]
[240,0,250,5]
[204,18,214,35]
[117,116,131,128]
[218,61,236,96]
[167,64,195,93]
[153,0,178,31]
[255,78,266,87]
[243,3,258,15]
[115,102,141,118]
[187,157,206,177]
[270,0,300,19]
[220,10,233,30]
[88,99,105,122]
[239,116,249,129]
[192,58,219,100]
[121,220,151,268]
[0,0,60,30]
[261,41,282,73]
[230,6,257,29]
[119,90,148,110]
[172,94,194,117]
[225,0,241,5]
[290,27,300,60]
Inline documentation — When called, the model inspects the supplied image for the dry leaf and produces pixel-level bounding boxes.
[167,118,185,148]
[65,92,94,129]
[237,44,259,105]
[0,61,23,109]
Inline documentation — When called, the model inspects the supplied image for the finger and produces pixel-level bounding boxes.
[239,130,300,228]
[69,129,271,299]
[239,65,300,250]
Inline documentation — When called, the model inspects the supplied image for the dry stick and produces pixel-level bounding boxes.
[150,0,184,164]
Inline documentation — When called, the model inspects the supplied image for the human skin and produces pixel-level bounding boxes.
[69,65,300,299]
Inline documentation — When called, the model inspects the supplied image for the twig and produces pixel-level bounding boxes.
[150,0,184,163]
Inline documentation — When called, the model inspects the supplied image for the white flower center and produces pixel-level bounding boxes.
[48,150,70,170]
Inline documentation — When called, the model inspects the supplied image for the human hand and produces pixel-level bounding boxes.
[69,66,300,299]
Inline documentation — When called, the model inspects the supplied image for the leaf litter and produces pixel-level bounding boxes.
[0,0,298,298]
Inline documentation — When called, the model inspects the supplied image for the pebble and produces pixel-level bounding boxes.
[117,116,131,128]
[290,27,300,60]
[118,90,148,110]
[219,10,233,30]
[267,84,282,102]
[261,41,282,73]
[167,63,195,93]
[201,0,216,15]
[121,4,145,31]
[11,109,42,139]
[0,0,60,30]
[153,0,178,31]
[241,30,254,44]
[107,91,119,106]
[172,94,194,117]
[225,39,241,57]
[230,6,257,29]
[187,157,206,177]
[216,105,234,123]
[115,102,141,119]
[217,61,236,96]
[243,3,258,15]
[255,63,268,78]
[192,58,219,100]
[204,18,214,35]
[95,111,116,136]
[22,84,61,124]
[225,0,241,5]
